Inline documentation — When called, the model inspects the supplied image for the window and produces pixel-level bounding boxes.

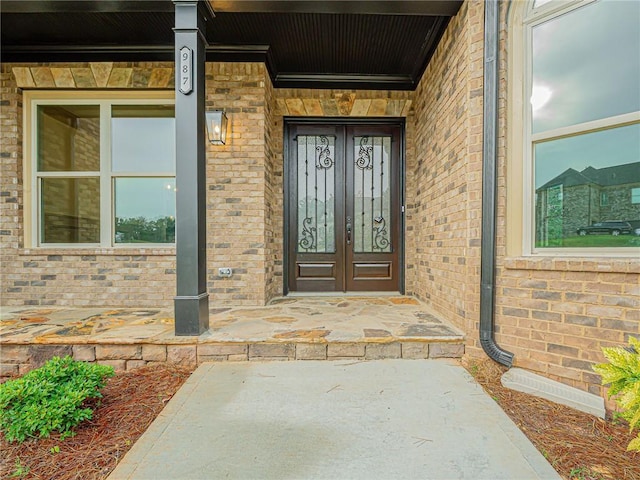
[27,93,175,247]
[632,188,640,205]
[512,0,640,254]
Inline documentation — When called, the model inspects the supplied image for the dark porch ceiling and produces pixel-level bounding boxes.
[1,0,463,90]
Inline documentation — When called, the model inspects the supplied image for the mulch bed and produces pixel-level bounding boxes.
[0,364,193,480]
[464,358,640,480]
[1,359,638,480]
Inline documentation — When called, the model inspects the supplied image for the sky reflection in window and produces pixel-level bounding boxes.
[532,0,640,133]
[111,105,175,173]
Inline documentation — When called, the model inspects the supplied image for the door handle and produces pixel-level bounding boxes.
[346,216,352,245]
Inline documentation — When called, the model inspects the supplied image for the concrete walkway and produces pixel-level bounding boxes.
[108,360,560,480]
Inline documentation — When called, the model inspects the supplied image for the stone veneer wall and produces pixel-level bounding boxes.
[493,1,640,399]
[2,339,465,376]
[410,1,485,354]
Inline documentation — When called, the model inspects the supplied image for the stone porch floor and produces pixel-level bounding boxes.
[0,296,465,375]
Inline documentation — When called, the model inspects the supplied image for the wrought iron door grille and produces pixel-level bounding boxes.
[296,135,336,253]
[354,136,392,253]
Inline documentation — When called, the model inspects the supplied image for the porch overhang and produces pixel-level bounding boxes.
[1,0,462,90]
[1,0,464,336]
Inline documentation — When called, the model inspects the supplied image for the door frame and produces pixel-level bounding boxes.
[283,117,406,295]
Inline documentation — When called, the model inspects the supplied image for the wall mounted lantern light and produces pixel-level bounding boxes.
[205,109,228,145]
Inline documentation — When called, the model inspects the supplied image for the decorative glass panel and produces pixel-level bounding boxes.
[111,105,175,173]
[353,136,392,253]
[531,0,640,133]
[534,124,640,248]
[297,135,336,253]
[41,177,100,243]
[114,178,176,244]
[37,105,100,172]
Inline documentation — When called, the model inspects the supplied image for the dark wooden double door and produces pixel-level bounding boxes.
[286,122,402,293]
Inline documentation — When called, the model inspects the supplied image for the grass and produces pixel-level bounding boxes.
[537,234,640,248]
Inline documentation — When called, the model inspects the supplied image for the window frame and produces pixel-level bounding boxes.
[24,91,175,249]
[507,0,640,257]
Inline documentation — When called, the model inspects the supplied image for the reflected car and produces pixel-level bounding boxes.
[576,221,633,236]
[635,227,640,236]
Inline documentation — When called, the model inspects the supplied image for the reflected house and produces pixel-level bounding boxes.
[536,162,640,243]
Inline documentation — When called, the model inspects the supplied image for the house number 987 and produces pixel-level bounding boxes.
[179,46,193,95]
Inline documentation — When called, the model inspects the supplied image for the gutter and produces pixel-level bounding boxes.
[479,0,514,367]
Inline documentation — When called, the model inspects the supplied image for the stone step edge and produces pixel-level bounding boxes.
[0,336,465,346]
[1,341,465,376]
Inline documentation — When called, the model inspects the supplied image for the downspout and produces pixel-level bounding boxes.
[479,0,514,367]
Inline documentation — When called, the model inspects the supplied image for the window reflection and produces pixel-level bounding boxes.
[111,105,175,173]
[41,177,100,243]
[114,178,176,244]
[535,124,640,247]
[532,0,640,133]
[38,105,100,172]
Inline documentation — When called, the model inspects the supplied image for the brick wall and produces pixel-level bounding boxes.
[263,72,282,301]
[409,1,485,354]
[1,62,417,308]
[205,62,269,305]
[491,0,640,401]
[407,0,640,404]
[410,0,639,400]
[1,62,177,308]
[2,62,279,307]
[1,63,24,274]
[494,258,639,398]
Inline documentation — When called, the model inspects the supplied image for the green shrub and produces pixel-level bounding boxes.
[0,356,114,443]
[593,336,640,452]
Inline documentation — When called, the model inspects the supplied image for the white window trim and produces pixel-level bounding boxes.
[24,91,175,249]
[506,0,640,258]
